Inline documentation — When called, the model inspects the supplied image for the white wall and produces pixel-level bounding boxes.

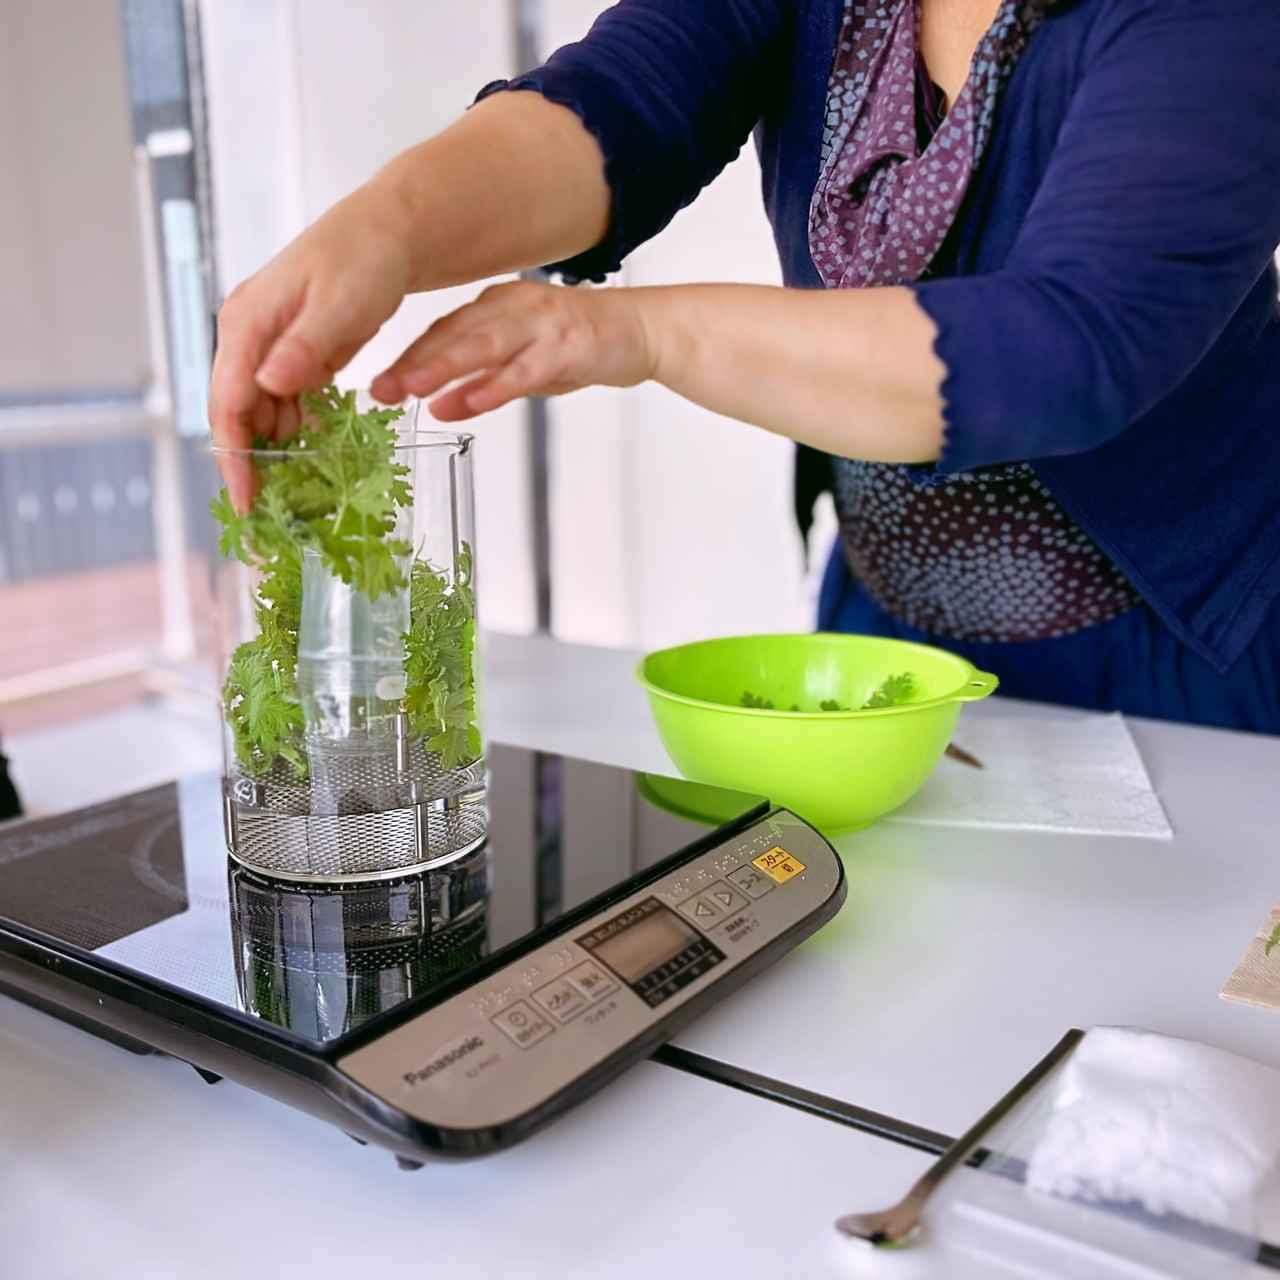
[199,0,536,634]
[543,1,829,652]
[0,3,149,401]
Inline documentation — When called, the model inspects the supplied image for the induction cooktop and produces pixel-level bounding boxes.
[0,744,845,1163]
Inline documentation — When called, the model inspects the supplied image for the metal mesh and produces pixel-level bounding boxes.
[224,744,487,884]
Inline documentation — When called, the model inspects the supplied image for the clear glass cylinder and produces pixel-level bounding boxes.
[211,389,485,884]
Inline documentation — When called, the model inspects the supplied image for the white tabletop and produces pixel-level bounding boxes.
[0,985,939,1280]
[3,633,1278,1277]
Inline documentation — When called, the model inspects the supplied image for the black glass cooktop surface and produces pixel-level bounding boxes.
[0,745,766,1048]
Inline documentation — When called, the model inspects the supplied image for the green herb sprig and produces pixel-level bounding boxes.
[402,546,482,769]
[860,672,916,709]
[212,385,479,778]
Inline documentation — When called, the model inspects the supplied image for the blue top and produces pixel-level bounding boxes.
[483,0,1280,726]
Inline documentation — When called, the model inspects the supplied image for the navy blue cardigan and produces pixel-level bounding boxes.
[485,0,1280,673]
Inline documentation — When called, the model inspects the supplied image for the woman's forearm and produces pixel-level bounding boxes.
[371,93,612,293]
[637,283,947,462]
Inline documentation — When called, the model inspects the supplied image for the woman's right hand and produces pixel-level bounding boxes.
[208,184,415,510]
[208,90,612,510]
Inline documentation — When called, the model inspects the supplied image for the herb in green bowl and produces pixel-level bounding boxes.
[739,672,917,713]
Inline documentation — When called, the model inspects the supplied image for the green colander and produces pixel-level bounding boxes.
[637,633,998,834]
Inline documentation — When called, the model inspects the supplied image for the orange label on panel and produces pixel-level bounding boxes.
[752,846,805,884]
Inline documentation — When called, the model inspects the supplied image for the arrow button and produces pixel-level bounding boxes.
[708,882,750,916]
[679,893,724,925]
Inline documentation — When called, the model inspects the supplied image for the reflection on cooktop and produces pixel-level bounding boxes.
[228,853,490,1041]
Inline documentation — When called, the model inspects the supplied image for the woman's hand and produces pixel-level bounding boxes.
[209,187,415,510]
[208,92,612,508]
[370,281,657,420]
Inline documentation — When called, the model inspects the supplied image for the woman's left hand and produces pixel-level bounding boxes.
[369,280,656,419]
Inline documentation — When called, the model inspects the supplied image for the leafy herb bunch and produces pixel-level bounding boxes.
[739,672,916,713]
[212,385,479,779]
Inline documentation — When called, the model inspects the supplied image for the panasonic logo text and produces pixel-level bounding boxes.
[403,1035,485,1086]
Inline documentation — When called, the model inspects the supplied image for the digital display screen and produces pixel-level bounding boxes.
[577,897,725,1008]
[578,899,695,983]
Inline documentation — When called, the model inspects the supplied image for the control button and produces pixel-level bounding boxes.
[564,961,617,1003]
[705,881,749,916]
[678,894,723,925]
[532,978,588,1024]
[491,1001,554,1049]
[752,846,806,885]
[727,864,775,899]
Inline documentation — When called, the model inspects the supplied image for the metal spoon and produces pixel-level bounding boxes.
[835,1028,1085,1247]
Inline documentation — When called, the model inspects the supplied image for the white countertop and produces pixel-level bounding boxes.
[3,633,1278,1278]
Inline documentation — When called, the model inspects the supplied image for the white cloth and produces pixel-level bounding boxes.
[890,712,1173,838]
[1025,1027,1280,1231]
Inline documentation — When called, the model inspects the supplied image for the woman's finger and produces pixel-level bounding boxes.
[397,310,541,403]
[371,290,529,403]
[255,284,383,400]
[209,305,274,511]
[428,344,554,421]
[428,372,507,422]
[275,396,301,442]
[371,304,494,403]
[372,281,565,401]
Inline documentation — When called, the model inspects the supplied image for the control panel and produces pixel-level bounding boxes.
[338,809,841,1136]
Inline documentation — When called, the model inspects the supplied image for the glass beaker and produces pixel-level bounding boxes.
[211,389,486,883]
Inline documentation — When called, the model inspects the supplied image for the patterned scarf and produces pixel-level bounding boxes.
[810,0,1057,291]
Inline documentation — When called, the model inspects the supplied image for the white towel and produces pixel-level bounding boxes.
[890,712,1173,838]
[1026,1027,1280,1231]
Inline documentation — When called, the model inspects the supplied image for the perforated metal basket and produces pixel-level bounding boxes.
[223,722,487,884]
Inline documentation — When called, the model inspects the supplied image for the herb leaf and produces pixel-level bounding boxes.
[861,673,916,709]
[1266,923,1280,959]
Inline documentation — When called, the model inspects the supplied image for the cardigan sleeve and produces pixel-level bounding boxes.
[913,0,1280,473]
[476,0,794,281]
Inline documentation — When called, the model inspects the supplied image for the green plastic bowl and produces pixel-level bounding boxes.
[637,633,998,834]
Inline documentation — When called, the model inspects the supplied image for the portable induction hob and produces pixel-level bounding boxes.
[0,744,844,1165]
